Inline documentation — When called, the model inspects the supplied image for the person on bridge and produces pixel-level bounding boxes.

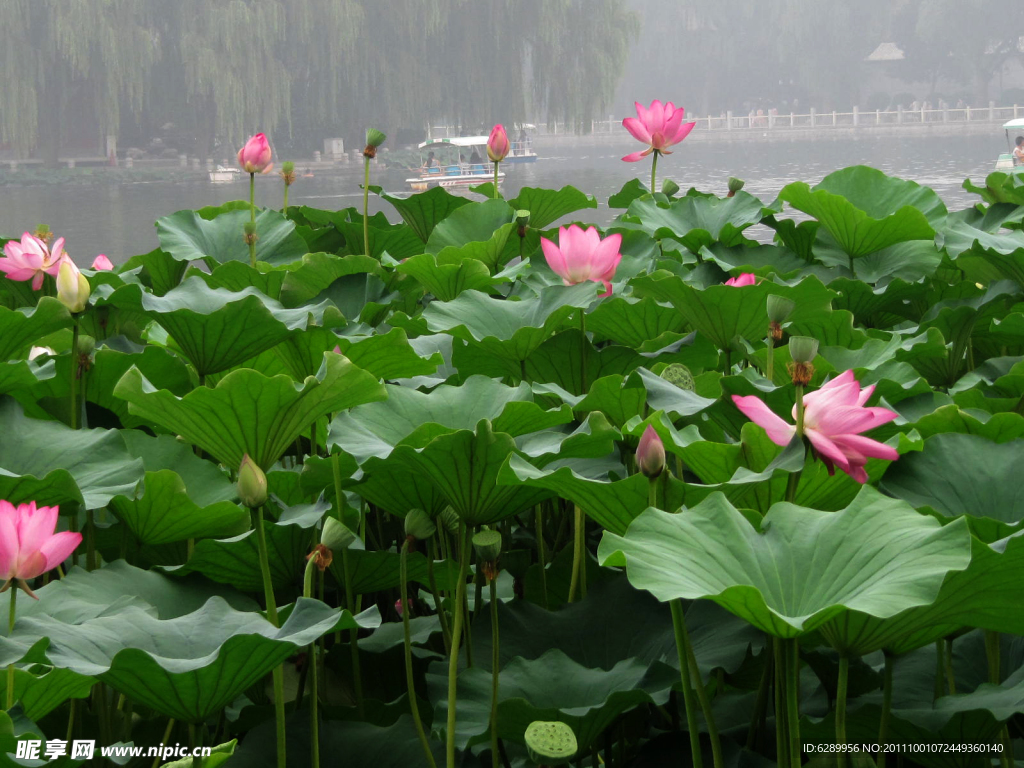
[1014,136,1024,166]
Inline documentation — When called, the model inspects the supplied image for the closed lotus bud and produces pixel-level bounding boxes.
[766,295,796,324]
[788,336,819,364]
[56,260,90,313]
[637,425,666,479]
[364,128,386,158]
[91,254,114,271]
[404,509,436,541]
[525,721,577,766]
[487,124,510,163]
[661,179,680,197]
[321,517,357,551]
[237,133,273,174]
[280,161,296,186]
[727,177,745,197]
[237,454,268,508]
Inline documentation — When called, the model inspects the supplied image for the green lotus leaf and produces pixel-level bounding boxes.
[429,649,675,752]
[161,739,236,768]
[156,206,308,266]
[349,465,449,519]
[371,184,471,242]
[0,597,376,723]
[625,190,768,253]
[329,548,458,595]
[329,376,571,464]
[185,260,286,302]
[909,405,1024,443]
[331,327,442,381]
[114,353,386,469]
[508,185,598,230]
[964,171,1024,206]
[397,251,521,301]
[0,359,54,397]
[110,470,249,546]
[584,295,688,349]
[116,248,188,296]
[121,431,236,505]
[425,199,515,271]
[778,166,944,260]
[333,219,424,260]
[882,433,1024,539]
[516,413,620,466]
[98,277,341,376]
[700,242,808,277]
[598,486,972,638]
[0,297,71,361]
[0,397,143,509]
[608,178,650,209]
[940,207,1024,263]
[422,283,598,363]
[1,667,94,721]
[275,252,382,308]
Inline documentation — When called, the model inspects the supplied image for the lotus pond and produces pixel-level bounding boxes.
[2,162,1024,768]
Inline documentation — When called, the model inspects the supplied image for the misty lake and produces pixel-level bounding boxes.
[0,132,1006,265]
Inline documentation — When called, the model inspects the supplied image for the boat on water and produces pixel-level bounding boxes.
[406,137,506,190]
[209,166,243,183]
[505,124,538,164]
[994,118,1024,173]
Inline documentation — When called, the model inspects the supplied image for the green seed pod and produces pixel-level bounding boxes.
[438,507,460,534]
[788,335,819,364]
[404,509,436,541]
[472,529,502,562]
[766,295,796,324]
[515,209,531,227]
[281,161,295,174]
[76,334,96,356]
[660,363,695,392]
[661,178,680,197]
[525,721,577,766]
[728,176,745,193]
[365,128,387,148]
[321,517,357,551]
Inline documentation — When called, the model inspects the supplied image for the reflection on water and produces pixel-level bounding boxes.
[0,133,1003,265]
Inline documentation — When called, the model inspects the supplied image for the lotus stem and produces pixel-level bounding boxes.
[152,718,175,768]
[786,384,806,503]
[985,632,1014,768]
[427,538,452,654]
[86,509,96,571]
[401,540,438,768]
[254,505,286,768]
[943,637,956,695]
[302,557,321,768]
[836,654,849,768]
[445,524,472,768]
[670,599,703,768]
[766,335,775,382]
[248,173,257,269]
[579,311,587,395]
[283,185,289,218]
[746,647,773,751]
[189,722,203,768]
[535,507,548,610]
[786,638,801,768]
[877,652,893,768]
[6,586,16,710]
[489,574,500,768]
[493,162,500,199]
[682,615,723,768]
[363,157,371,257]
[650,150,659,194]
[341,546,364,716]
[69,317,80,429]
[567,505,585,603]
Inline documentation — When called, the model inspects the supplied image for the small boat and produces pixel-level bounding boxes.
[406,137,505,190]
[994,118,1024,173]
[209,166,243,183]
[505,124,538,164]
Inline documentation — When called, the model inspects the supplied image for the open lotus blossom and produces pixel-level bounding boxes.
[486,124,510,162]
[0,500,82,598]
[731,370,899,483]
[724,273,757,287]
[622,100,696,162]
[541,224,623,297]
[237,132,273,174]
[91,254,113,271]
[0,232,66,290]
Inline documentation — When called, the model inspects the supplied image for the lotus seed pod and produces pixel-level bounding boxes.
[76,334,96,356]
[439,507,460,534]
[404,509,436,541]
[728,176,745,193]
[472,529,502,562]
[788,336,819,364]
[661,363,695,391]
[237,454,268,509]
[766,295,796,324]
[525,721,577,766]
[321,517,357,551]
[661,178,680,197]
[365,128,386,148]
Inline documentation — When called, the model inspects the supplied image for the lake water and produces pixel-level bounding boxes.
[0,133,1004,265]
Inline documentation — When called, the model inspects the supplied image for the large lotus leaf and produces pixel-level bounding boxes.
[430,649,676,752]
[909,405,1024,444]
[117,247,188,296]
[0,359,54,397]
[881,433,1024,538]
[161,739,237,768]
[426,198,514,255]
[0,397,143,509]
[185,260,286,302]
[598,486,972,638]
[329,375,571,464]
[584,295,688,349]
[329,548,458,595]
[330,218,424,260]
[275,252,382,308]
[625,190,767,253]
[963,171,1024,206]
[396,251,521,301]
[268,326,438,382]
[114,353,386,469]
[422,283,597,363]
[156,207,308,266]
[608,178,650,209]
[349,464,449,518]
[947,227,1024,289]
[516,413,620,467]
[121,430,235,506]
[2,667,94,721]
[829,276,931,326]
[371,184,471,242]
[0,298,71,361]
[98,277,341,376]
[110,470,249,546]
[778,166,943,259]
[0,597,375,723]
[628,272,835,350]
[508,185,598,230]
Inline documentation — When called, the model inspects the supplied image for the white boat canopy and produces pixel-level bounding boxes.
[1003,118,1024,130]
[418,136,489,149]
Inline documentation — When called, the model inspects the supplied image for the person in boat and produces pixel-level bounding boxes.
[424,151,439,171]
[1014,136,1024,166]
[469,149,482,164]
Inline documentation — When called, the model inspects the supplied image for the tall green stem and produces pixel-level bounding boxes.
[535,507,548,610]
[254,506,285,768]
[283,185,289,217]
[774,638,790,768]
[493,162,500,198]
[86,509,96,571]
[248,173,257,268]
[401,541,438,768]
[682,616,724,768]
[567,506,585,603]
[427,539,452,654]
[985,632,1014,768]
[303,558,320,768]
[877,653,893,768]
[446,524,472,768]
[363,157,371,257]
[836,655,850,768]
[341,546,364,716]
[786,639,801,768]
[786,383,806,503]
[579,310,588,395]
[69,317,80,429]
[6,587,16,710]
[670,599,703,768]
[650,150,659,193]
[746,649,773,751]
[151,718,175,768]
[766,335,775,382]
[944,637,956,695]
[488,576,500,768]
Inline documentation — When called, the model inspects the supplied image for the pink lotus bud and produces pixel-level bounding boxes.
[91,254,113,271]
[395,598,411,616]
[237,133,274,174]
[487,125,510,163]
[637,425,666,479]
[0,500,82,598]
[724,273,757,287]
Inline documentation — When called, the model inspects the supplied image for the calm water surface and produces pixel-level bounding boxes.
[0,133,1004,265]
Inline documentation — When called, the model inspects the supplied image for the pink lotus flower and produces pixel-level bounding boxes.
[0,233,66,290]
[487,125,510,163]
[237,133,273,174]
[541,225,623,297]
[724,273,757,287]
[731,370,899,483]
[91,254,113,271]
[0,500,82,598]
[637,425,666,479]
[622,100,696,162]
